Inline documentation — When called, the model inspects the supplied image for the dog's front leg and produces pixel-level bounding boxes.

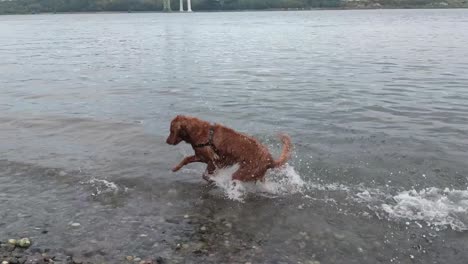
[202,162,216,182]
[172,155,201,172]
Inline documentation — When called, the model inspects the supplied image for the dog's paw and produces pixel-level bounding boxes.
[202,174,214,183]
[172,166,180,172]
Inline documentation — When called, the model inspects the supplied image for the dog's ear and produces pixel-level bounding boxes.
[174,114,186,121]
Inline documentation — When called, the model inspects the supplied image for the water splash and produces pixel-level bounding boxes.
[80,177,126,196]
[208,164,306,202]
[181,161,468,231]
[381,187,468,231]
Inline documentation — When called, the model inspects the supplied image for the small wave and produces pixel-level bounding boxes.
[192,163,468,231]
[381,187,468,231]
[80,177,127,196]
[306,181,352,193]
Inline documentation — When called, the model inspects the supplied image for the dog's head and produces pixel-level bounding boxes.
[166,115,188,145]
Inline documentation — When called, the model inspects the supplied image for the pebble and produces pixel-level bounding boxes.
[245,262,252,264]
[334,233,345,240]
[73,257,85,264]
[2,243,15,252]
[7,239,17,245]
[139,261,147,264]
[71,222,81,227]
[182,244,189,249]
[200,226,207,232]
[156,256,164,264]
[183,214,189,219]
[134,257,142,262]
[298,241,306,249]
[126,256,134,261]
[2,261,8,264]
[17,238,31,248]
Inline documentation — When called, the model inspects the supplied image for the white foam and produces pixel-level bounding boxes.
[81,177,125,196]
[208,164,306,202]
[257,165,306,195]
[381,187,468,231]
[310,182,468,232]
[175,155,468,231]
[209,164,245,201]
[354,188,390,204]
[306,181,352,192]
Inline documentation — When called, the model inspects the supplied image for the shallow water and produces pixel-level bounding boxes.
[1,9,468,263]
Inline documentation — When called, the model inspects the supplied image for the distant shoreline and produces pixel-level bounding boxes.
[1,7,467,16]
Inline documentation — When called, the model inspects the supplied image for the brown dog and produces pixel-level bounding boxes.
[166,115,291,182]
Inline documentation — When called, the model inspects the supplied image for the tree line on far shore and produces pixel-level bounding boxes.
[0,0,340,14]
[0,0,466,14]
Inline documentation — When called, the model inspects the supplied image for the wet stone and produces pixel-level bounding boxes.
[334,233,345,240]
[17,238,31,249]
[8,258,19,264]
[71,257,84,264]
[298,241,306,249]
[165,218,180,225]
[3,244,16,252]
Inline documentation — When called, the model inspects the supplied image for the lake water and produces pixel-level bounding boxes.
[1,9,468,263]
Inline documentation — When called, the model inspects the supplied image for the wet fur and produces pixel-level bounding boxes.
[166,115,291,182]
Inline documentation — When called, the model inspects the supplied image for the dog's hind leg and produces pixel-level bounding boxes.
[231,165,267,182]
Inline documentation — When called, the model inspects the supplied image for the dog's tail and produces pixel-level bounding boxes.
[271,134,292,169]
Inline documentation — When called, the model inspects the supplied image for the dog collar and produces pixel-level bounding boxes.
[193,125,217,152]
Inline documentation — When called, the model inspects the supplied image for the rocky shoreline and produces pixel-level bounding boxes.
[0,238,164,264]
